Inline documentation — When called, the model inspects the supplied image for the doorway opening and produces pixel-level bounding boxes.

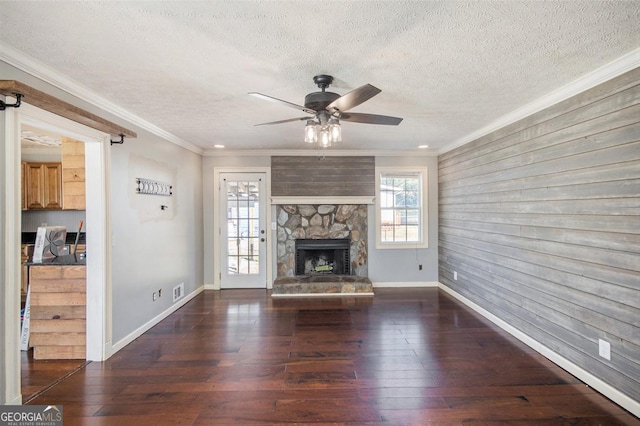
[7,102,111,403]
[20,125,88,401]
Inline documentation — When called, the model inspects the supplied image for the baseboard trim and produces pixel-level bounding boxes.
[438,282,640,418]
[373,281,439,288]
[8,394,22,405]
[111,286,204,354]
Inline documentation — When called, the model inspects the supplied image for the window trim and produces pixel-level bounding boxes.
[375,166,428,249]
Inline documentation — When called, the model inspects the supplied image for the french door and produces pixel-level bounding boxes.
[219,173,267,289]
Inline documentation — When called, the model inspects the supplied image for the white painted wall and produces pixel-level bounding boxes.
[369,156,439,285]
[109,131,203,344]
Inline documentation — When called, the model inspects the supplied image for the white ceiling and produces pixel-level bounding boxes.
[21,124,62,149]
[1,1,639,154]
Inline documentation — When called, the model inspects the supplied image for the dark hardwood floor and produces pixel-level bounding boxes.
[26,288,638,425]
[21,349,87,402]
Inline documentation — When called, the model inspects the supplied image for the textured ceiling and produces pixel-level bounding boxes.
[1,1,639,154]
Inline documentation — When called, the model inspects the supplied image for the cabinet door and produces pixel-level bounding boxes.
[25,163,62,210]
[25,163,46,209]
[42,163,63,209]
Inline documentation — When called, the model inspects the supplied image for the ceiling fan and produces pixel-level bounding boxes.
[249,75,402,147]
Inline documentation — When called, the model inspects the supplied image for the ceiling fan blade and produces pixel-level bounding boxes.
[253,117,311,126]
[325,84,381,112]
[340,112,403,125]
[249,92,316,115]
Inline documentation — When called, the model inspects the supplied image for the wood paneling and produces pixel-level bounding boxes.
[28,265,86,360]
[438,67,640,403]
[32,346,86,361]
[271,156,375,197]
[61,137,86,210]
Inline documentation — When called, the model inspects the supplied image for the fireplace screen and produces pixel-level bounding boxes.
[295,239,351,276]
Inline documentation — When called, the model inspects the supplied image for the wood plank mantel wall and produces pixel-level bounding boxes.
[438,67,640,405]
[271,156,375,197]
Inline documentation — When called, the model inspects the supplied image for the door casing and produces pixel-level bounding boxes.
[3,101,112,403]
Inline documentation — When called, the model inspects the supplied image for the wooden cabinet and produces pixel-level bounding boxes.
[21,137,85,211]
[61,137,85,210]
[24,162,63,210]
[28,264,86,360]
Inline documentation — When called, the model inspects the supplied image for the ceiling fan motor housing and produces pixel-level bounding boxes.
[305,74,340,112]
[305,91,340,112]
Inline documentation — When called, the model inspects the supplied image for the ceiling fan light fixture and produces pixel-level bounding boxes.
[328,118,341,143]
[304,120,318,143]
[319,129,332,148]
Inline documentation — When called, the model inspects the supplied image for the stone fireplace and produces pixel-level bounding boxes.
[270,157,374,295]
[273,204,373,295]
[276,204,368,278]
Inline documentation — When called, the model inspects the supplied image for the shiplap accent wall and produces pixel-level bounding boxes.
[438,68,640,402]
[271,156,374,197]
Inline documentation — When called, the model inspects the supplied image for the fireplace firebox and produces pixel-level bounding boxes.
[295,239,350,276]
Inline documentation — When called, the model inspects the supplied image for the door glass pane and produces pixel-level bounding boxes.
[226,179,261,275]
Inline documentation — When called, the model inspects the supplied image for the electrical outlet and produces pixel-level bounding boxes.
[453,271,458,280]
[158,289,162,298]
[599,339,611,360]
[418,264,423,270]
[152,292,157,301]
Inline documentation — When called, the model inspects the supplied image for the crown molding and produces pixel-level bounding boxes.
[0,41,203,155]
[203,148,438,157]
[439,48,640,156]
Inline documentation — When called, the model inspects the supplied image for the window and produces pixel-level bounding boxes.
[376,168,428,249]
